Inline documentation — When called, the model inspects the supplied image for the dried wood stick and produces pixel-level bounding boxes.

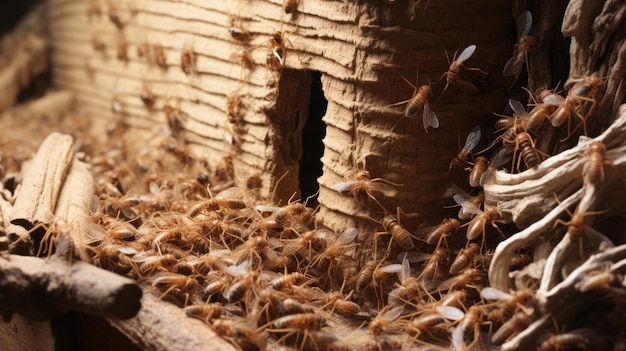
[503,245,626,351]
[488,189,582,292]
[54,157,99,259]
[9,133,75,230]
[0,254,141,321]
[487,106,626,291]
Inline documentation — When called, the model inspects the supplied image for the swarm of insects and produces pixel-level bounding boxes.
[5,2,626,351]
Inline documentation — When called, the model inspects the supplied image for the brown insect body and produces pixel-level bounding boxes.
[515,132,541,169]
[440,45,486,96]
[450,126,482,171]
[469,156,489,187]
[583,141,607,184]
[381,215,415,251]
[466,206,501,241]
[503,11,535,79]
[184,303,222,323]
[450,243,480,274]
[491,311,533,345]
[272,313,324,330]
[420,247,448,282]
[283,0,299,14]
[333,170,400,211]
[180,43,197,75]
[267,31,286,70]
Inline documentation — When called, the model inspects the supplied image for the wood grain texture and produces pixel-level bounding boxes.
[46,0,516,244]
[8,132,75,229]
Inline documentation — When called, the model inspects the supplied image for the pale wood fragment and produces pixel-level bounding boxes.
[54,157,99,258]
[9,133,75,230]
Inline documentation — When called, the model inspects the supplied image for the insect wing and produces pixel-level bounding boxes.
[436,305,465,321]
[380,263,403,274]
[456,79,479,95]
[423,102,439,131]
[508,99,527,117]
[461,126,482,153]
[481,287,511,301]
[542,94,565,106]
[400,256,411,283]
[517,11,532,40]
[456,45,477,65]
[489,147,514,169]
[398,251,431,263]
[453,194,482,215]
[381,305,404,321]
[452,324,465,351]
[223,260,250,276]
[336,227,359,246]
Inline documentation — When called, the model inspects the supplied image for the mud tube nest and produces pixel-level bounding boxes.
[484,104,626,350]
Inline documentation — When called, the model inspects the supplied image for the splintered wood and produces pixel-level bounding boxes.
[0,132,142,323]
[9,133,74,229]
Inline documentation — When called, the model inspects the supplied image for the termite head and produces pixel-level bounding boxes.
[588,141,606,156]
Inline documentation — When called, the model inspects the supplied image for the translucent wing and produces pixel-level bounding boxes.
[517,11,533,40]
[255,204,281,214]
[452,324,465,351]
[460,126,482,153]
[436,305,465,321]
[423,102,439,131]
[542,94,565,106]
[380,263,403,274]
[489,146,514,169]
[400,256,411,283]
[381,305,404,321]
[456,79,479,95]
[503,53,525,77]
[397,251,431,263]
[453,194,482,215]
[456,45,477,65]
[481,287,511,301]
[223,260,250,276]
[508,99,527,117]
[216,187,244,198]
[414,224,436,239]
[336,227,359,246]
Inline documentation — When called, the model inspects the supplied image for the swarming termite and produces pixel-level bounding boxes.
[503,11,535,82]
[440,45,487,97]
[388,66,438,132]
[449,126,481,171]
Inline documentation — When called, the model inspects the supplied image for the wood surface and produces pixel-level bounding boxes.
[45,0,519,241]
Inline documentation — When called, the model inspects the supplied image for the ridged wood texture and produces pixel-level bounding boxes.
[46,0,515,238]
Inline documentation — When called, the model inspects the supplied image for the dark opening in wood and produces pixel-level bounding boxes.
[299,71,327,205]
